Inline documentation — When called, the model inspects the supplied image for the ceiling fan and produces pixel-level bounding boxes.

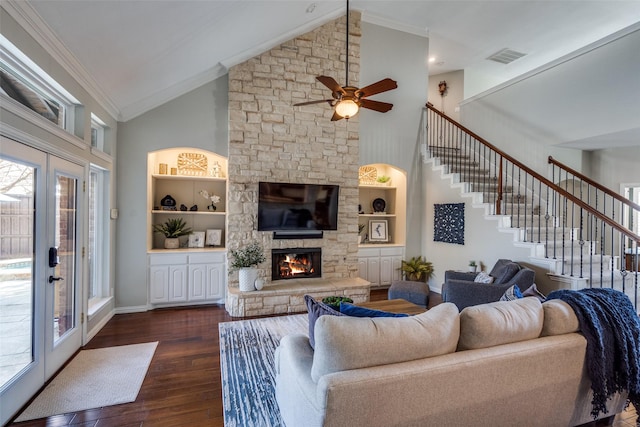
[293,0,397,121]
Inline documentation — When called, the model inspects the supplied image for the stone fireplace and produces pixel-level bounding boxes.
[272,248,322,280]
[224,12,368,317]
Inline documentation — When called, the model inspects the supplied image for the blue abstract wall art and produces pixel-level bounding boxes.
[434,202,464,245]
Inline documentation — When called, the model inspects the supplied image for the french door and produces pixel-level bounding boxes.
[0,137,84,425]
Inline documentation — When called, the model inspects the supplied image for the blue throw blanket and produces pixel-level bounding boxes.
[547,288,640,423]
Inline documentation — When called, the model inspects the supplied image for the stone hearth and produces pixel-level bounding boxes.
[225,277,370,317]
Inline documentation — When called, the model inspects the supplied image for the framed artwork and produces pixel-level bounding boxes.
[206,229,222,246]
[369,220,388,242]
[434,202,465,245]
[188,231,205,248]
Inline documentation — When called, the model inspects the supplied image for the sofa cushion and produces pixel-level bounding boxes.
[491,262,521,284]
[457,297,543,350]
[304,295,344,349]
[311,302,460,382]
[541,299,580,336]
[339,302,409,318]
[499,284,523,301]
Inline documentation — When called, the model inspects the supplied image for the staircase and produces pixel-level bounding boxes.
[423,105,640,312]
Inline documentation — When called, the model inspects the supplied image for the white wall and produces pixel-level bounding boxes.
[115,77,228,310]
[428,70,464,122]
[460,27,640,180]
[360,21,428,257]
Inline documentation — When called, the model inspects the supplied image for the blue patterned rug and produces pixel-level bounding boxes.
[219,314,308,427]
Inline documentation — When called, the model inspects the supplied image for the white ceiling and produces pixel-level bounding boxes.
[8,0,640,124]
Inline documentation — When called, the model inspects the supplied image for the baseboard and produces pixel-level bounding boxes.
[114,305,150,314]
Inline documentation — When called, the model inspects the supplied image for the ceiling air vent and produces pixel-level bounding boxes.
[487,48,527,64]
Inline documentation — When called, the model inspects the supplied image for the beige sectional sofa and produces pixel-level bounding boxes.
[274,298,628,427]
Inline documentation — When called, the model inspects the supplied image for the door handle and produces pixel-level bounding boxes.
[48,276,64,283]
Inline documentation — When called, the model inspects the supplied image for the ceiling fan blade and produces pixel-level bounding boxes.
[330,111,344,121]
[316,76,345,96]
[361,99,394,113]
[293,99,334,106]
[356,78,398,98]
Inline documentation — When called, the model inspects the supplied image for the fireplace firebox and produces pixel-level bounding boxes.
[272,248,321,280]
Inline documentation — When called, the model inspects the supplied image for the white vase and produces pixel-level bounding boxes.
[164,237,180,249]
[238,267,259,292]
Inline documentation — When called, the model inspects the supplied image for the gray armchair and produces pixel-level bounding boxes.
[441,259,535,311]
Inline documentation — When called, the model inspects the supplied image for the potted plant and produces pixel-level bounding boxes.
[469,260,478,272]
[376,175,391,185]
[322,296,353,310]
[230,241,266,291]
[399,256,434,282]
[152,218,192,249]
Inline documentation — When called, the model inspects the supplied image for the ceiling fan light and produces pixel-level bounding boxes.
[335,99,359,119]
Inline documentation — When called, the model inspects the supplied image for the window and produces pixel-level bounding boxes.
[0,34,80,133]
[90,114,106,151]
[88,165,110,309]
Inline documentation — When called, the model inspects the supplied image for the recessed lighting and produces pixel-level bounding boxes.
[428,57,436,63]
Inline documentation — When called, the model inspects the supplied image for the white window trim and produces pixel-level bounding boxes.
[88,165,111,308]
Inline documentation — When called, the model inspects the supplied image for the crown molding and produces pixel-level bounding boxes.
[360,11,428,38]
[2,0,120,121]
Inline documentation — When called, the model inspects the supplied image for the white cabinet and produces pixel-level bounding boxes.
[358,246,404,288]
[148,252,226,306]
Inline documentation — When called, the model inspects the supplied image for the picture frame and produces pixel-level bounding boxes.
[369,220,388,242]
[188,231,205,248]
[206,229,222,246]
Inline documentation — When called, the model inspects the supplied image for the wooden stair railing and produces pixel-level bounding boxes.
[425,104,639,309]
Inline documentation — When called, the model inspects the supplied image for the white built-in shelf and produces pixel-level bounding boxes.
[151,210,225,216]
[152,174,226,182]
[359,213,396,218]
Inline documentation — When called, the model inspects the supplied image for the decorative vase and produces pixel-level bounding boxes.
[239,267,259,292]
[164,237,180,249]
[254,278,264,291]
[469,265,477,273]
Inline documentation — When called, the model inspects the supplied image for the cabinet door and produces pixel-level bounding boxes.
[205,264,225,300]
[357,258,369,280]
[367,258,380,286]
[188,264,207,301]
[168,265,188,302]
[149,266,169,303]
[380,256,393,285]
[391,256,403,282]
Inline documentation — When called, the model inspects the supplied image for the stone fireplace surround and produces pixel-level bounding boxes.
[224,12,369,317]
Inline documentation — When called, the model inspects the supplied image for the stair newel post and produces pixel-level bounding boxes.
[496,156,503,215]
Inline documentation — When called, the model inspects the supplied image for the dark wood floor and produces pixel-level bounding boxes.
[8,289,637,427]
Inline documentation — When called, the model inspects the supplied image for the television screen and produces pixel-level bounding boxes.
[258,182,339,231]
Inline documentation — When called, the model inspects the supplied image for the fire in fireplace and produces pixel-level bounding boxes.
[272,248,321,280]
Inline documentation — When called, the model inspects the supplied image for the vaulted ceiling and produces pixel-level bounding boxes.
[5,1,640,124]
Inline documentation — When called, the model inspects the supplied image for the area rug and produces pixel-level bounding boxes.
[219,314,308,427]
[15,341,158,422]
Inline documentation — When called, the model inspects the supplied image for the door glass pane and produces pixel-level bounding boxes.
[53,174,76,343]
[0,158,35,387]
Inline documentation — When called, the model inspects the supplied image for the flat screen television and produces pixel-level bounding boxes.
[258,182,339,231]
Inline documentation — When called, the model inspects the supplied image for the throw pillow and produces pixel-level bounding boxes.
[522,283,546,302]
[500,284,523,301]
[457,298,543,350]
[339,302,409,318]
[473,271,494,284]
[304,294,344,349]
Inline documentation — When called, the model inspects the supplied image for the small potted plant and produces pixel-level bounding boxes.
[399,256,434,282]
[469,260,478,273]
[152,218,192,249]
[230,241,266,291]
[376,175,391,186]
[322,296,354,310]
